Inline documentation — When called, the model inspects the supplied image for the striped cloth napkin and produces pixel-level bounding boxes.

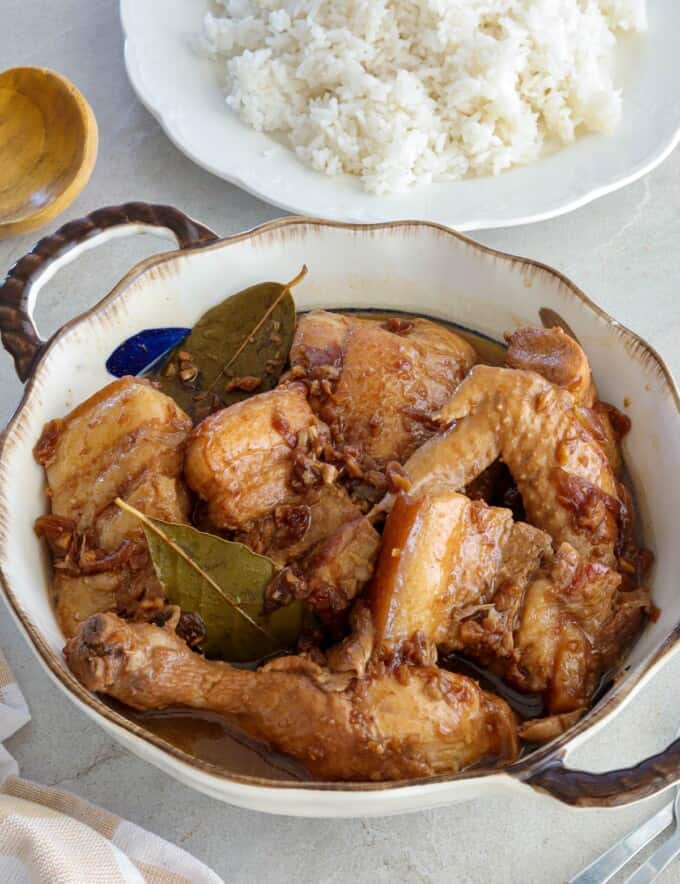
[0,648,223,884]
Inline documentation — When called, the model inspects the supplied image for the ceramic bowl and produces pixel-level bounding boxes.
[0,203,679,817]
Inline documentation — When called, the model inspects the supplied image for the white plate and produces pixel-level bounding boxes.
[120,0,680,229]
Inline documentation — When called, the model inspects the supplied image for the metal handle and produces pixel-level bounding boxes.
[524,736,680,808]
[0,202,218,381]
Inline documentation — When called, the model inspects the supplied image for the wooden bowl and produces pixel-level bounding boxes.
[0,67,98,238]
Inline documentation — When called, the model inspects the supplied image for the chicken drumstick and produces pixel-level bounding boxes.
[65,611,518,781]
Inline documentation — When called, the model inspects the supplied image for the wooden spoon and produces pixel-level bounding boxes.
[0,67,98,238]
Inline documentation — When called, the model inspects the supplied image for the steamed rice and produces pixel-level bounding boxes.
[203,0,646,194]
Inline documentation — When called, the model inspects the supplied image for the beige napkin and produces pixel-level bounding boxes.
[0,648,223,884]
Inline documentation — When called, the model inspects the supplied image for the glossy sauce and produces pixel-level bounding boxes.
[111,702,310,781]
[118,317,511,778]
[440,653,545,721]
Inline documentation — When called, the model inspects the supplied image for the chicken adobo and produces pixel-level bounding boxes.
[33,286,652,783]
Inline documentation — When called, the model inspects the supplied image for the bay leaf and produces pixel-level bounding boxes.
[153,267,305,418]
[115,499,302,662]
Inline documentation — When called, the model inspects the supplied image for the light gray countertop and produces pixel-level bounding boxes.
[2,2,680,882]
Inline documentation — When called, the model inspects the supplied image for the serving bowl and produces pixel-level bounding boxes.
[0,203,679,817]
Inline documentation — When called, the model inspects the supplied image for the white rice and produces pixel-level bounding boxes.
[203,0,646,194]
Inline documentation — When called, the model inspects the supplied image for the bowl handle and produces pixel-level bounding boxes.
[523,735,680,807]
[0,202,218,381]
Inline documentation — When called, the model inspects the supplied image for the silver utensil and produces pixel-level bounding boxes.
[623,786,680,884]
[569,800,675,884]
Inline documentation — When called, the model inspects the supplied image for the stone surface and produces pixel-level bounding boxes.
[1,2,679,882]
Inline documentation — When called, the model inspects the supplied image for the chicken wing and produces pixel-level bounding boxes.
[505,325,629,475]
[34,377,192,636]
[65,611,518,781]
[505,326,595,406]
[405,365,621,564]
[289,311,476,466]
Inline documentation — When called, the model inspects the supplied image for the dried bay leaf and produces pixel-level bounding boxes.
[115,499,302,662]
[154,267,306,418]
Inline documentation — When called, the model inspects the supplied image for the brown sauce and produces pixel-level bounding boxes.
[440,653,544,721]
[108,701,310,781]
